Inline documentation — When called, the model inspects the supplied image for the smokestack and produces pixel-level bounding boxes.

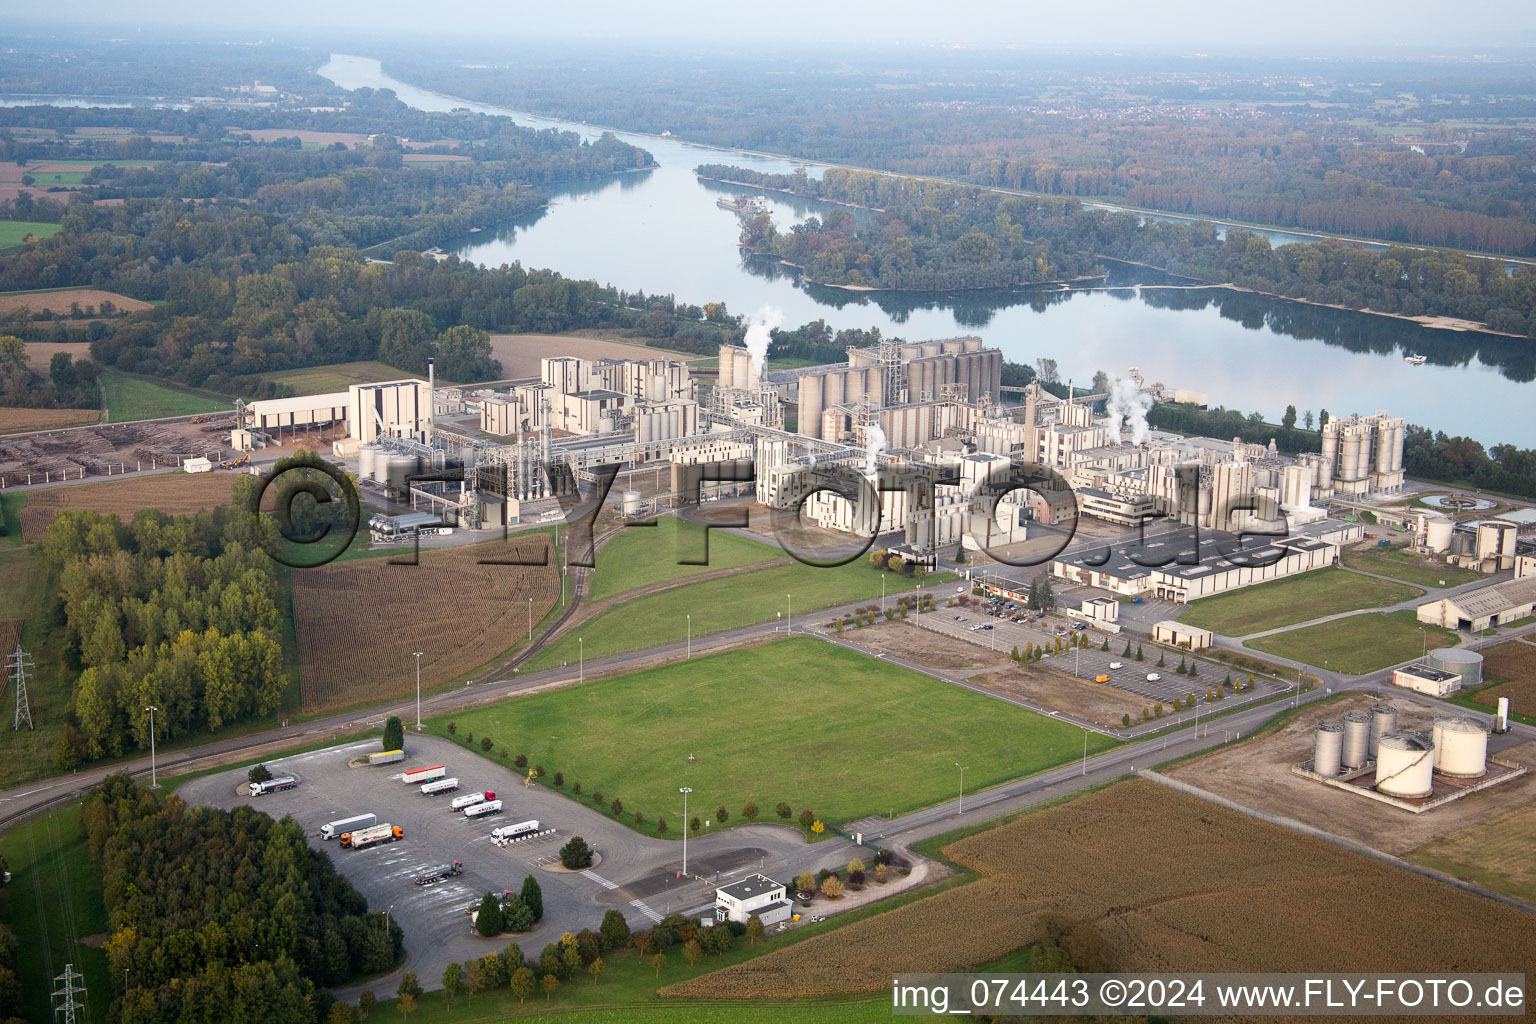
[428,357,435,392]
[426,358,435,443]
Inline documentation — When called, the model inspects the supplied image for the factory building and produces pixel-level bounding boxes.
[794,336,1000,440]
[1320,412,1405,497]
[1076,488,1157,527]
[240,379,431,448]
[1416,575,1536,633]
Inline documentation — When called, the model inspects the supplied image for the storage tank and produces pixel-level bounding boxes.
[1313,721,1344,777]
[1376,425,1394,474]
[1425,517,1454,554]
[799,373,824,439]
[358,444,383,483]
[1320,423,1339,474]
[734,349,755,391]
[1432,717,1488,778]
[1369,704,1399,758]
[1339,431,1362,482]
[717,346,735,389]
[1375,732,1435,798]
[1427,648,1482,689]
[621,490,641,517]
[385,453,420,496]
[1495,697,1510,734]
[1341,711,1372,768]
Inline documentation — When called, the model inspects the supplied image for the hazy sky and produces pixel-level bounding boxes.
[18,0,1536,50]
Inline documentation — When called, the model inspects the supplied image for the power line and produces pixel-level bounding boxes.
[8,644,33,731]
[52,964,85,1024]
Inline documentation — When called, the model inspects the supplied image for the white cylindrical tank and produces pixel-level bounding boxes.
[1433,717,1488,778]
[799,373,823,439]
[1341,711,1372,768]
[1340,432,1362,482]
[1428,647,1482,689]
[1313,721,1344,777]
[385,453,420,495]
[1369,704,1399,758]
[621,490,641,516]
[1426,517,1454,554]
[1496,697,1510,734]
[1375,732,1435,798]
[735,349,754,391]
[358,444,383,483]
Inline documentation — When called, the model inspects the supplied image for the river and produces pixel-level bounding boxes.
[319,54,1535,446]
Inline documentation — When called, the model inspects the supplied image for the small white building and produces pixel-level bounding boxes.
[183,457,213,474]
[1392,665,1462,698]
[714,873,793,926]
[1152,620,1213,650]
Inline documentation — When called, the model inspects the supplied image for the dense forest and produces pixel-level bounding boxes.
[42,488,288,767]
[84,773,401,1024]
[0,336,99,408]
[395,47,1536,256]
[705,164,1536,336]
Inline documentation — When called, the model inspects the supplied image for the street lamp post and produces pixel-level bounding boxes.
[528,597,533,641]
[686,614,691,660]
[579,637,584,684]
[881,574,885,614]
[413,651,423,730]
[787,594,792,635]
[954,762,968,815]
[680,787,692,876]
[145,705,159,789]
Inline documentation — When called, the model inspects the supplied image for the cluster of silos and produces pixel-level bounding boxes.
[358,444,386,485]
[358,444,420,497]
[717,345,758,392]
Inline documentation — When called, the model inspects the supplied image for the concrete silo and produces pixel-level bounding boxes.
[1313,721,1344,777]
[1428,648,1482,689]
[1369,704,1399,758]
[798,373,824,439]
[1432,717,1488,778]
[1375,732,1435,798]
[1341,711,1372,768]
[717,345,736,389]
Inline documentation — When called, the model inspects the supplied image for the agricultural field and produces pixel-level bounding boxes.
[525,558,952,671]
[661,778,1536,999]
[0,287,151,318]
[0,407,99,434]
[1340,541,1483,587]
[1163,693,1536,854]
[1247,609,1459,674]
[428,636,1113,836]
[1177,566,1420,636]
[1407,800,1536,903]
[17,472,239,542]
[101,368,230,421]
[0,221,62,249]
[585,514,783,601]
[290,536,560,711]
[1465,639,1536,717]
[262,359,409,395]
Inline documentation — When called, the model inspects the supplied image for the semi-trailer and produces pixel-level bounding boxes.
[491,820,540,841]
[369,750,405,766]
[450,790,495,811]
[420,777,460,796]
[401,764,447,785]
[250,776,298,796]
[341,823,404,849]
[321,813,376,840]
[412,861,464,885]
[463,799,503,819]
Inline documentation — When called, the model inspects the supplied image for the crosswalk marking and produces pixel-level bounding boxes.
[629,899,662,923]
[582,870,619,890]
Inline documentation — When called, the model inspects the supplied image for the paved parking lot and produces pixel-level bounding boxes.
[923,606,1280,708]
[177,733,854,995]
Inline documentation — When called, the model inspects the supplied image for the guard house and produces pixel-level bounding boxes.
[714,873,793,926]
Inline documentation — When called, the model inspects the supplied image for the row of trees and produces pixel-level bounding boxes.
[0,336,99,409]
[42,485,287,765]
[85,774,401,1024]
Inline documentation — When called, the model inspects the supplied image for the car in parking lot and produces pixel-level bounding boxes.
[1147,672,1162,681]
[1071,622,1087,631]
[982,624,993,630]
[954,615,965,621]
[1109,661,1123,669]
[1094,674,1110,683]
[1055,629,1069,637]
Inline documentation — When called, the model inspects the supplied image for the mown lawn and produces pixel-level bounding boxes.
[586,515,782,601]
[1246,610,1460,674]
[1178,566,1420,636]
[262,360,408,395]
[527,560,954,670]
[100,368,229,421]
[431,636,1111,838]
[0,221,62,248]
[1339,543,1482,588]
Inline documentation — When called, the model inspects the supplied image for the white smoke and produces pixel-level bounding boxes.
[864,423,887,475]
[743,306,783,380]
[1106,375,1154,445]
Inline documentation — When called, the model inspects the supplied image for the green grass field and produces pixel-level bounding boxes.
[0,805,111,1024]
[262,360,408,395]
[527,560,953,671]
[586,516,782,601]
[28,171,89,185]
[1246,609,1460,674]
[0,492,24,547]
[1178,566,1421,636]
[433,636,1112,837]
[101,368,230,422]
[1340,544,1483,588]
[0,221,62,248]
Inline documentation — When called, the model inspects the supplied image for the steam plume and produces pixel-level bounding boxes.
[1106,375,1153,444]
[864,423,887,474]
[743,306,783,379]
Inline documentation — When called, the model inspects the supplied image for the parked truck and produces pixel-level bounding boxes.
[463,799,503,819]
[401,764,447,785]
[341,823,404,849]
[412,861,464,886]
[491,820,540,842]
[250,776,298,796]
[369,749,405,766]
[450,790,494,811]
[321,813,376,840]
[420,777,460,796]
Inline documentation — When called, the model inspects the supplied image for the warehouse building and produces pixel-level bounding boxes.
[1416,576,1536,633]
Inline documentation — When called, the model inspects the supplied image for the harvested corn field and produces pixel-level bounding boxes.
[1467,639,1536,717]
[661,779,1536,999]
[0,407,100,434]
[291,538,560,711]
[18,473,239,542]
[0,288,151,318]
